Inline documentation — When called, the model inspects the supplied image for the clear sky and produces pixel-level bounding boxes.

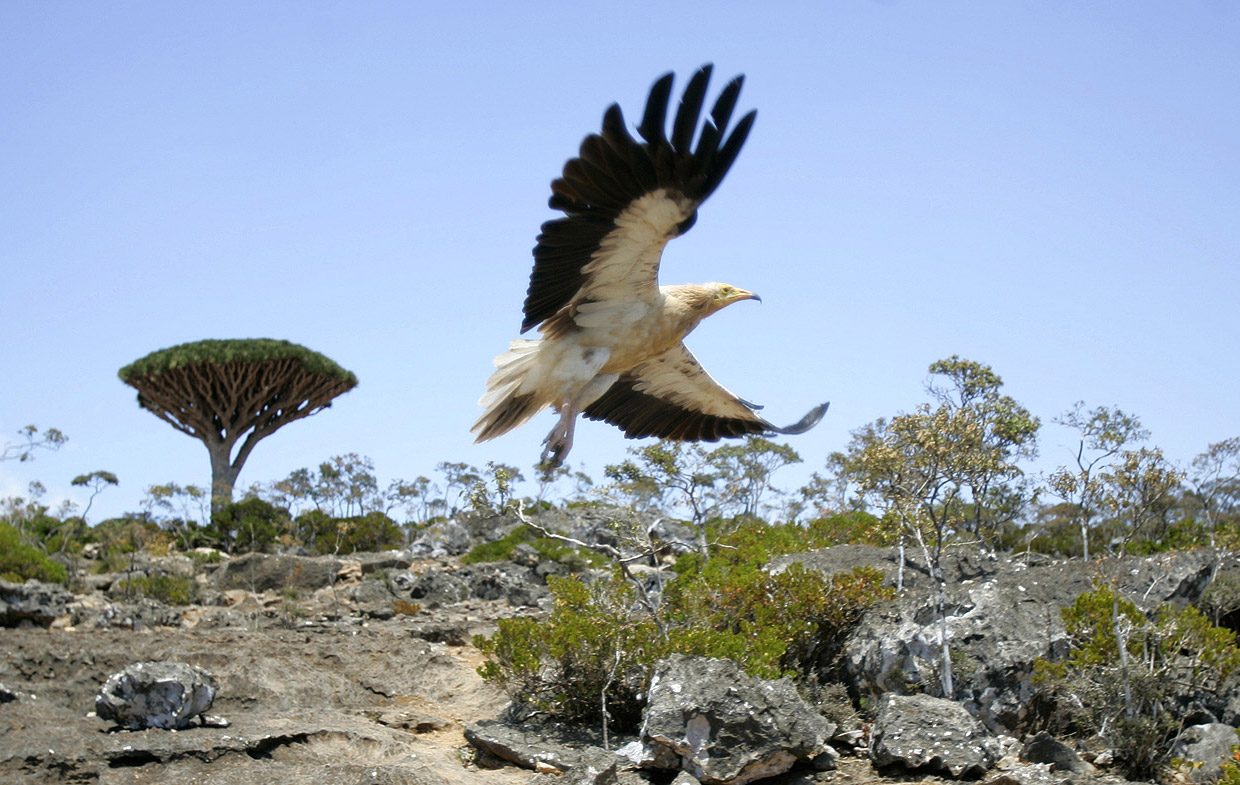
[3,2,1237,522]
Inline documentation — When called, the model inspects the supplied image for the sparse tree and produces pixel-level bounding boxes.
[119,339,357,512]
[705,436,802,524]
[797,452,866,522]
[51,470,119,563]
[1099,446,1184,556]
[69,470,118,523]
[383,476,433,525]
[833,357,1039,697]
[468,462,525,516]
[1047,403,1148,560]
[308,453,381,518]
[1187,437,1240,547]
[435,461,485,516]
[605,442,722,556]
[1,425,67,462]
[142,482,210,550]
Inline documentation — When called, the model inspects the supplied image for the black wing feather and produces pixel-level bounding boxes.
[637,72,675,148]
[670,65,712,153]
[522,64,755,333]
[582,377,767,441]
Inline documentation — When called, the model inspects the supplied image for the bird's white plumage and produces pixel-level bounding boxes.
[625,344,755,419]
[576,190,689,304]
[472,66,825,464]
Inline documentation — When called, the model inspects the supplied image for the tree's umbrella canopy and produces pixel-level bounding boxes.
[119,338,358,510]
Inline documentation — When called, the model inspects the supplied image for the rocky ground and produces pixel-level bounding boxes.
[2,513,1238,785]
[1,593,533,784]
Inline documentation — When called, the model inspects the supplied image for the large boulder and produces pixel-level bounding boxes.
[780,546,1226,732]
[1170,723,1240,783]
[0,578,72,627]
[407,519,479,558]
[631,655,830,785]
[95,661,218,730]
[870,693,1001,778]
[213,553,343,593]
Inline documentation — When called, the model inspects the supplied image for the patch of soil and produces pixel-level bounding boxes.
[0,612,535,785]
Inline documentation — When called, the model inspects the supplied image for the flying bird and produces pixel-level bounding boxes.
[473,64,828,466]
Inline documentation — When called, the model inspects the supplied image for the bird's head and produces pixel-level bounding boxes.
[708,283,761,312]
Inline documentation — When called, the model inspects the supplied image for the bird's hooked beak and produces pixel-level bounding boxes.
[732,288,761,306]
[717,285,760,307]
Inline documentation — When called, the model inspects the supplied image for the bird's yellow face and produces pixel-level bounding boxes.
[712,283,760,309]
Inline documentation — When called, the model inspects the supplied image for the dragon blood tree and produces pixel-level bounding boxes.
[119,339,358,512]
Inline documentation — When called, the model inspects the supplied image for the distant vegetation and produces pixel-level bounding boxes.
[3,354,1237,571]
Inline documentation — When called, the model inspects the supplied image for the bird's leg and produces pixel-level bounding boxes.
[541,406,578,467]
[539,372,615,467]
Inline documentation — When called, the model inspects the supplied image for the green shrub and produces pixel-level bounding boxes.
[211,498,288,553]
[110,574,197,605]
[461,524,606,570]
[301,510,404,555]
[0,522,67,584]
[799,510,892,547]
[1034,584,1240,780]
[477,571,661,727]
[475,516,892,729]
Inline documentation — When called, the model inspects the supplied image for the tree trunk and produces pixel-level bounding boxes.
[207,440,240,515]
[937,573,954,699]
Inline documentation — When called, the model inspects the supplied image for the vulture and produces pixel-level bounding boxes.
[472,64,828,466]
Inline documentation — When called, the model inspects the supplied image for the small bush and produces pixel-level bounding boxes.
[1033,584,1240,780]
[475,515,892,729]
[0,522,67,584]
[394,600,420,617]
[189,549,222,567]
[110,574,197,606]
[280,586,307,625]
[461,524,606,570]
[477,571,660,727]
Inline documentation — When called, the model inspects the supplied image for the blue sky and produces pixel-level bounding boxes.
[3,2,1237,522]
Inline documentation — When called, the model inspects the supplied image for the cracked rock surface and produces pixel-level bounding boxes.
[0,612,533,785]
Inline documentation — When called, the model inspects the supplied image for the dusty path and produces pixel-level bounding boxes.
[0,615,535,785]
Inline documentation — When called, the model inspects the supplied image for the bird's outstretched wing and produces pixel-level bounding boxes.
[581,343,829,442]
[522,64,757,334]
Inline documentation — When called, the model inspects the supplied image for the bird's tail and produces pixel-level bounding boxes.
[472,339,547,443]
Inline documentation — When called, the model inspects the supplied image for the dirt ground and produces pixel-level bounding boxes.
[0,609,537,785]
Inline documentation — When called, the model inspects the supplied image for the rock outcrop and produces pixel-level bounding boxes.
[1170,723,1240,783]
[0,578,73,627]
[780,545,1229,732]
[630,655,831,785]
[1019,730,1094,774]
